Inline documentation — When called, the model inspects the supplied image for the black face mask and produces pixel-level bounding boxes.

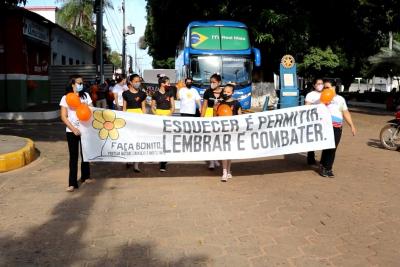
[186,83,192,89]
[222,94,231,100]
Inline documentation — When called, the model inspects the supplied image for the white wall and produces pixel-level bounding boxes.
[51,27,94,66]
[31,10,56,23]
[349,76,400,92]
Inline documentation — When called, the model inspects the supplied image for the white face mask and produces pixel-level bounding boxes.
[316,84,323,92]
[211,83,218,89]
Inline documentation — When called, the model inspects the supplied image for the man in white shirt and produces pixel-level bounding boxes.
[178,77,201,117]
[305,78,324,165]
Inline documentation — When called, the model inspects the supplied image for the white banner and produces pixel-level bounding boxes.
[80,105,335,162]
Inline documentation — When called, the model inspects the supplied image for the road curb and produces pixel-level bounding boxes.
[0,138,36,173]
[0,110,59,121]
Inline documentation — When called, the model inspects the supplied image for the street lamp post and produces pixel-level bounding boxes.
[95,0,104,83]
[121,0,135,75]
[121,0,126,75]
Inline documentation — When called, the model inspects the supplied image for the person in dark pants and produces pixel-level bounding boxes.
[319,81,356,178]
[123,74,147,172]
[60,75,94,192]
[320,127,342,176]
[151,75,175,172]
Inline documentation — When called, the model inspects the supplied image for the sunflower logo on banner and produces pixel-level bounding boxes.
[90,110,126,159]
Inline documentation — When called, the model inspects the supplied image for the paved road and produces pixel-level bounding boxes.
[0,110,399,266]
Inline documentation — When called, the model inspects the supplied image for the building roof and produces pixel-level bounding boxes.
[25,6,58,11]
[188,21,248,28]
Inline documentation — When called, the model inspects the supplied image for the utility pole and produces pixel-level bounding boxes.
[388,31,394,92]
[134,42,137,73]
[95,0,104,83]
[121,0,126,75]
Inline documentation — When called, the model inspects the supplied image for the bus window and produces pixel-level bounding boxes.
[191,56,221,85]
[221,57,251,86]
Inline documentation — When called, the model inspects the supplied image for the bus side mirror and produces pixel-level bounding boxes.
[184,48,190,66]
[253,48,261,67]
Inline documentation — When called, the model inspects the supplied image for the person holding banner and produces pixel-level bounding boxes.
[123,74,147,114]
[318,80,356,178]
[151,75,175,171]
[216,84,242,182]
[201,73,223,170]
[60,75,94,192]
[123,74,147,172]
[178,77,201,117]
[305,78,324,165]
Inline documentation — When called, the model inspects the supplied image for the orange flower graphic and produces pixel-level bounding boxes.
[92,110,126,140]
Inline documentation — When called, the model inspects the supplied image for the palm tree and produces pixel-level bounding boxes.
[368,40,400,77]
[56,0,113,45]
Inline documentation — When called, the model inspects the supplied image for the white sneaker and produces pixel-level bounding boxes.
[221,169,228,182]
[221,173,228,182]
[214,160,220,167]
[227,173,232,179]
[208,161,215,170]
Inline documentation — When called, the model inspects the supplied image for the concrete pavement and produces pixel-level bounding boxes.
[0,110,399,266]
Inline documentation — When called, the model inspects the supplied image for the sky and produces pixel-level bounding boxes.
[24,0,153,71]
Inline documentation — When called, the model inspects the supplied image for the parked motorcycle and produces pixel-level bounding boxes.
[380,110,400,150]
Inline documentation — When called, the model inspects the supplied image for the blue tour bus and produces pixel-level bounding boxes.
[175,21,261,109]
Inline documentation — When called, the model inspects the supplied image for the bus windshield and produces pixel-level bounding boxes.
[190,55,251,87]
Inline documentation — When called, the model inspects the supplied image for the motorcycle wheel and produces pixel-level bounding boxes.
[380,124,400,151]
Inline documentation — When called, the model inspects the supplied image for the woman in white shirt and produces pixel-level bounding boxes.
[60,75,94,192]
[113,74,128,110]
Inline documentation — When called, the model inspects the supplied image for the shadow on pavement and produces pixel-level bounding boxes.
[0,179,208,265]
[0,180,104,265]
[89,243,208,266]
[367,139,386,150]
[90,153,314,179]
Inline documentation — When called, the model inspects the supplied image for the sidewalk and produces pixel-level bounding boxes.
[0,135,36,172]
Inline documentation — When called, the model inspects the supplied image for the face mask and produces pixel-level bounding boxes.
[222,93,231,100]
[186,83,192,89]
[133,83,141,89]
[76,83,83,92]
[316,84,323,92]
[211,83,218,89]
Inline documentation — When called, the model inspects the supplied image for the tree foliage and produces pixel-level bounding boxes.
[108,51,122,68]
[368,40,400,77]
[144,0,400,86]
[298,47,340,77]
[57,0,112,46]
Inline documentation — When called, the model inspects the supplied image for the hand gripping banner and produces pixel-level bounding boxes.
[80,105,335,162]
